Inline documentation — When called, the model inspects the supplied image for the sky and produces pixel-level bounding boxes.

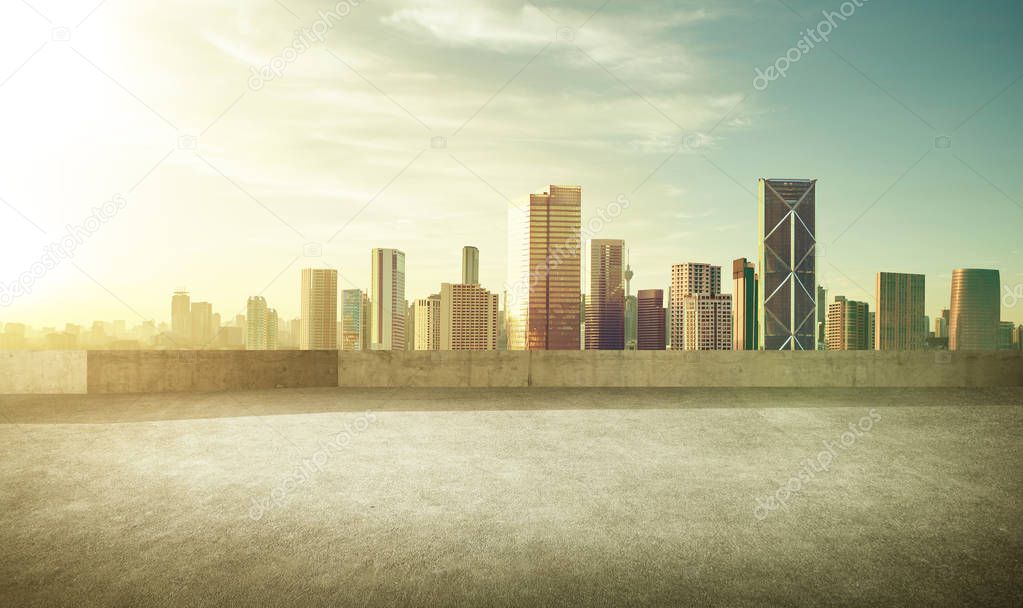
[1,0,1021,328]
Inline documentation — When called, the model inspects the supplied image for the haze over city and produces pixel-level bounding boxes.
[2,0,1021,329]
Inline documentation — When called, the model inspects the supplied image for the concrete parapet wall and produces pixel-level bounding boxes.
[86,351,339,394]
[0,351,87,394]
[2,350,1020,394]
[339,350,1023,388]
[339,351,530,388]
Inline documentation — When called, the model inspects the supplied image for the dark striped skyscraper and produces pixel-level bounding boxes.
[949,268,1000,351]
[637,289,666,350]
[585,239,625,350]
[757,179,817,350]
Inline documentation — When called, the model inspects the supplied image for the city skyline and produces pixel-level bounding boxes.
[2,1,1021,329]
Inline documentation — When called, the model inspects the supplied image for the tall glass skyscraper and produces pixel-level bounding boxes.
[585,239,625,350]
[637,289,666,350]
[461,246,479,286]
[949,268,1000,351]
[300,268,338,350]
[371,249,406,351]
[758,179,817,351]
[507,185,582,351]
[341,289,366,351]
[875,272,926,350]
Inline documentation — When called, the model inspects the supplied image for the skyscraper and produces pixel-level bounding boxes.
[669,263,722,350]
[413,295,440,351]
[440,283,499,351]
[826,296,870,350]
[585,239,625,350]
[371,249,406,351]
[758,178,817,350]
[300,268,338,350]
[949,268,1000,351]
[998,321,1015,350]
[934,311,949,339]
[341,289,366,351]
[190,301,213,348]
[875,272,926,350]
[637,289,666,350]
[732,258,759,351]
[245,296,268,350]
[360,295,371,351]
[816,285,827,350]
[266,308,279,350]
[508,185,582,351]
[462,246,479,286]
[171,290,191,345]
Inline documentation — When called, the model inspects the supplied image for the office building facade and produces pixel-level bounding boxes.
[462,246,480,286]
[637,289,666,350]
[732,258,759,350]
[949,268,1000,351]
[875,272,926,350]
[300,268,338,350]
[758,178,817,350]
[371,249,407,351]
[507,185,582,350]
[585,239,625,350]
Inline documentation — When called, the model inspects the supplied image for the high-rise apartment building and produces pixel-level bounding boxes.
[949,268,1000,351]
[637,289,666,350]
[826,296,870,350]
[462,246,480,286]
[758,179,817,350]
[171,290,191,345]
[300,268,338,350]
[875,272,926,351]
[440,283,499,351]
[681,294,732,350]
[670,263,722,350]
[585,239,625,350]
[246,296,268,350]
[732,258,759,350]
[371,249,406,351]
[413,295,441,351]
[266,308,279,350]
[341,289,367,351]
[507,185,582,350]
